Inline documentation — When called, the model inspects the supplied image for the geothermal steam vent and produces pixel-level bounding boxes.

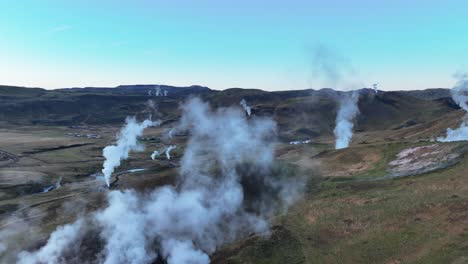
[17,98,303,264]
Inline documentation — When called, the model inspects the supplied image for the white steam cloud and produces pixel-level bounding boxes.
[240,99,251,116]
[148,85,168,97]
[437,73,468,142]
[151,150,160,160]
[95,191,155,264]
[18,98,303,264]
[334,91,360,149]
[1,214,44,264]
[17,219,84,264]
[165,145,176,160]
[437,122,468,142]
[289,139,311,145]
[151,145,176,160]
[311,45,362,149]
[450,73,468,112]
[101,117,159,187]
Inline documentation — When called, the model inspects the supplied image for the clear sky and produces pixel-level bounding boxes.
[1,0,467,91]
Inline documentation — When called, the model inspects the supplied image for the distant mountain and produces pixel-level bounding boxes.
[0,85,46,97]
[400,88,451,100]
[0,85,459,141]
[57,84,212,96]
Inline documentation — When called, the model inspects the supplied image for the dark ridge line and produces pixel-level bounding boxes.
[22,143,93,154]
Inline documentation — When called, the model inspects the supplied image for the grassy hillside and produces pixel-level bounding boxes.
[0,85,466,263]
[0,86,457,130]
[214,141,468,263]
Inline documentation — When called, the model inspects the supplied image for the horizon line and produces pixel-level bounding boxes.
[0,83,452,92]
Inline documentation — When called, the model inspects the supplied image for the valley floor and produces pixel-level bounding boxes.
[0,123,467,263]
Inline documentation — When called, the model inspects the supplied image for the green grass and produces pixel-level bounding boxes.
[214,146,468,264]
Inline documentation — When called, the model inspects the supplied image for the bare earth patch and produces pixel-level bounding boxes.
[388,143,464,178]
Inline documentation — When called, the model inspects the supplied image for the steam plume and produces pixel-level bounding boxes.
[55,177,62,189]
[151,150,160,160]
[240,99,251,116]
[450,73,468,112]
[95,191,155,264]
[148,86,168,97]
[334,91,360,149]
[101,117,159,186]
[1,214,44,263]
[155,86,161,96]
[289,139,311,145]
[372,83,379,93]
[165,145,176,160]
[311,45,362,149]
[18,98,303,263]
[437,122,468,142]
[437,73,468,142]
[17,220,84,264]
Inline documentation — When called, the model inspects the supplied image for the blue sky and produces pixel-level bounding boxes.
[1,0,467,90]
